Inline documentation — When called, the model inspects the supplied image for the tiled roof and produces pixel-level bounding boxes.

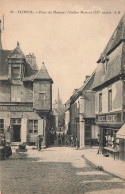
[70,71,95,104]
[23,62,38,81]
[9,43,25,59]
[34,64,53,81]
[53,107,65,115]
[92,13,125,90]
[0,49,12,77]
[0,46,53,82]
[92,37,125,90]
[97,12,125,62]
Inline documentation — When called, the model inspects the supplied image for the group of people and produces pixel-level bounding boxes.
[49,131,79,148]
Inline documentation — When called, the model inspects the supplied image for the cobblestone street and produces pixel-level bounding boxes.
[0,147,125,194]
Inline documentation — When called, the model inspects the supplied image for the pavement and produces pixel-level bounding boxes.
[82,147,125,180]
[1,146,125,194]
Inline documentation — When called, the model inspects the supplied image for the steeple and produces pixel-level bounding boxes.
[0,19,2,50]
[57,88,62,105]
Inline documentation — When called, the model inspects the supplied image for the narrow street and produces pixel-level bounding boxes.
[0,147,125,194]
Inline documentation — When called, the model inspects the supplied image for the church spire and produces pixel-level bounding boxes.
[0,19,2,50]
[57,88,62,105]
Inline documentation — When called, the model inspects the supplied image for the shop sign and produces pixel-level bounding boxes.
[106,115,117,122]
[98,114,117,122]
[0,105,33,112]
[85,119,95,124]
[98,115,106,122]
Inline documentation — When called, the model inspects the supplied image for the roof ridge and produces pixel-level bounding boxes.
[97,12,125,62]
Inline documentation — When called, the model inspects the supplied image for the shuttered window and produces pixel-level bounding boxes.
[28,120,38,134]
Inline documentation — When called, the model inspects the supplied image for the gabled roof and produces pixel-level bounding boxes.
[97,12,125,63]
[70,70,96,104]
[92,13,125,90]
[0,44,53,83]
[34,64,53,82]
[8,42,25,59]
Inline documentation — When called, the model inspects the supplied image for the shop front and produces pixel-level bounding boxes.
[84,118,98,146]
[98,126,120,160]
[0,104,48,147]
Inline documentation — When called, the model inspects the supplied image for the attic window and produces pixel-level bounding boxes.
[102,62,107,75]
[12,67,20,79]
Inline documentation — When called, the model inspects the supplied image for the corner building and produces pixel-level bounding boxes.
[92,13,125,160]
[0,42,53,147]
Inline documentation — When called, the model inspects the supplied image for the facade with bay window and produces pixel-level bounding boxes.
[0,42,53,147]
[92,13,125,161]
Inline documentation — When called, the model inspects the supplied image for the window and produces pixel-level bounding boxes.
[12,67,20,79]
[102,62,108,75]
[11,118,21,125]
[0,119,4,132]
[28,120,38,134]
[108,89,112,111]
[38,93,46,101]
[99,93,102,112]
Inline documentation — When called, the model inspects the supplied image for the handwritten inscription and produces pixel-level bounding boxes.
[10,10,121,15]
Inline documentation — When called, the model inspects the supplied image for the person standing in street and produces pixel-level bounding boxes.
[36,135,43,151]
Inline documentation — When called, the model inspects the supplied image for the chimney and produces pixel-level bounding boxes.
[84,75,90,84]
[0,19,2,50]
[85,75,90,80]
[26,53,38,70]
[73,89,79,94]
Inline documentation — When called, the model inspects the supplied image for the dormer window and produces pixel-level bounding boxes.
[12,66,20,79]
[102,62,107,75]
[101,55,109,76]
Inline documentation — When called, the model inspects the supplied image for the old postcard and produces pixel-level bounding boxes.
[0,0,125,193]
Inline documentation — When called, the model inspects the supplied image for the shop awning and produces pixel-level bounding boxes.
[116,124,125,139]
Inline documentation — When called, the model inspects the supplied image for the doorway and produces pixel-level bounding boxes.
[85,125,91,145]
[13,125,21,142]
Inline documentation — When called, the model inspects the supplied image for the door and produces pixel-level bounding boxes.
[85,125,91,145]
[13,125,21,142]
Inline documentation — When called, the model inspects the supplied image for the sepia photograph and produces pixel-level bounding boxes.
[0,0,125,193]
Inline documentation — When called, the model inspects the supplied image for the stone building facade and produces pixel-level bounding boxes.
[69,72,99,148]
[0,29,53,147]
[92,13,125,160]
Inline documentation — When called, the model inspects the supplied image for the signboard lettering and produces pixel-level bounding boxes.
[98,114,117,122]
[0,105,33,112]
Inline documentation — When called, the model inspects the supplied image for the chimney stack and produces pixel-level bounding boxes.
[73,89,79,94]
[26,53,38,70]
[83,75,90,85]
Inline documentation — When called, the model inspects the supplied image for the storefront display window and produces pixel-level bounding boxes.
[105,129,119,150]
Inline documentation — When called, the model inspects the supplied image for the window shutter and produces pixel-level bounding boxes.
[38,119,44,135]
[21,118,27,143]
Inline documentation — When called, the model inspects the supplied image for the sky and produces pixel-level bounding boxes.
[0,0,125,103]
